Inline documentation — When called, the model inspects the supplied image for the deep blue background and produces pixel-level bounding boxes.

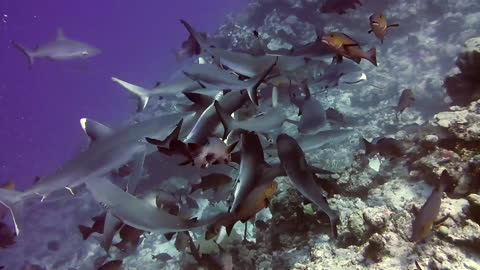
[0,1,249,189]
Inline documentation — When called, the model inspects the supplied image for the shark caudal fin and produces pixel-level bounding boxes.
[111,77,150,111]
[0,188,25,235]
[214,101,237,140]
[179,20,209,53]
[11,41,34,68]
[246,56,278,106]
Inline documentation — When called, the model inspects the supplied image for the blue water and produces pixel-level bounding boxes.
[0,0,248,190]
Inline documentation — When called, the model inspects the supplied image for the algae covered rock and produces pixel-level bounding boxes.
[445,37,480,105]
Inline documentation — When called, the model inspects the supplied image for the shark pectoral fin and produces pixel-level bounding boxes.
[146,137,166,146]
[183,92,213,109]
[368,29,373,34]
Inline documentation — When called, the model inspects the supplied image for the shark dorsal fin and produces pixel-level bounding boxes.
[56,28,67,40]
[80,118,114,142]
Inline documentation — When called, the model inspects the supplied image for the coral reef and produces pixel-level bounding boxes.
[445,37,480,106]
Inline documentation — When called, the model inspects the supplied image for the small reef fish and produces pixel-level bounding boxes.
[277,134,339,238]
[410,170,454,242]
[320,0,362,14]
[190,173,232,194]
[113,224,144,252]
[321,32,377,66]
[12,28,100,67]
[362,137,405,159]
[326,108,346,126]
[96,260,123,270]
[78,213,106,240]
[186,231,233,270]
[174,231,190,251]
[368,13,400,43]
[152,253,172,262]
[291,84,327,134]
[395,88,415,118]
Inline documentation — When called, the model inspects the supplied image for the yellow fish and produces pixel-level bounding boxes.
[321,32,377,66]
[368,13,399,43]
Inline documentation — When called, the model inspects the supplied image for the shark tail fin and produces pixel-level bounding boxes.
[179,19,209,52]
[214,100,236,140]
[0,188,25,236]
[111,77,150,111]
[11,41,34,68]
[246,56,278,105]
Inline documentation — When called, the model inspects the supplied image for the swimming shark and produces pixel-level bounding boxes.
[111,77,203,111]
[85,177,220,233]
[11,28,101,67]
[183,59,277,105]
[276,134,339,238]
[230,132,284,214]
[180,19,312,79]
[0,112,185,235]
[214,86,292,139]
[291,84,327,134]
[183,90,250,145]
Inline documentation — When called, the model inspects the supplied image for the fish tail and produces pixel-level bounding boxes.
[367,48,377,66]
[11,41,34,68]
[361,137,375,155]
[0,188,25,236]
[78,225,93,240]
[246,56,278,105]
[111,77,150,111]
[179,20,209,52]
[214,100,236,140]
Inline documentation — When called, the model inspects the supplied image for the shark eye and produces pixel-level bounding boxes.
[330,34,334,37]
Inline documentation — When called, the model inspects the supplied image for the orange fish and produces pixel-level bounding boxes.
[321,32,377,66]
[368,13,399,43]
